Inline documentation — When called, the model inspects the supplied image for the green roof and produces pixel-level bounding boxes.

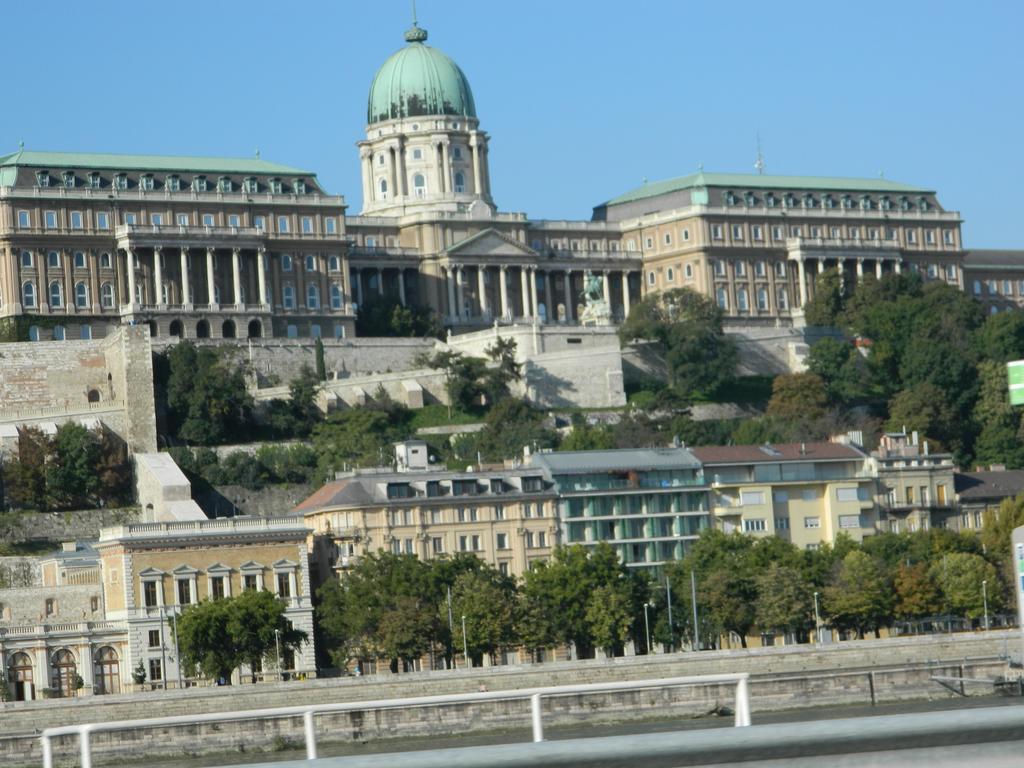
[602,171,931,207]
[0,149,315,176]
[368,24,476,123]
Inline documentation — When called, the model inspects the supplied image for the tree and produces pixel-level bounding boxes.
[585,584,634,656]
[805,338,874,405]
[312,408,412,474]
[802,268,844,327]
[46,423,101,509]
[931,552,1003,620]
[823,550,893,638]
[482,337,522,404]
[415,350,490,415]
[975,311,1024,364]
[164,343,254,445]
[452,398,557,463]
[559,416,615,451]
[177,591,306,683]
[619,287,736,397]
[356,295,441,338]
[285,364,323,437]
[6,427,51,511]
[893,563,942,620]
[450,567,518,664]
[886,383,958,450]
[766,373,828,421]
[755,563,812,638]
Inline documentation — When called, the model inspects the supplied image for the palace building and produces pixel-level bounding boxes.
[0,16,1017,342]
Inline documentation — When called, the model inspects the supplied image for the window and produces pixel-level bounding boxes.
[281,254,293,272]
[943,230,954,245]
[868,228,879,240]
[907,229,917,244]
[114,174,128,190]
[210,577,225,600]
[685,263,693,279]
[243,574,258,591]
[741,491,765,506]
[52,325,65,340]
[711,224,723,240]
[752,225,762,241]
[454,172,465,193]
[48,250,60,268]
[306,284,320,309]
[663,232,672,246]
[647,271,656,286]
[283,285,295,309]
[328,255,340,272]
[278,215,289,233]
[666,267,675,283]
[193,176,207,192]
[736,287,749,311]
[45,211,58,229]
[100,282,114,308]
[254,215,265,230]
[413,173,426,198]
[218,177,232,193]
[755,260,766,278]
[67,211,83,230]
[17,210,30,228]
[75,282,88,308]
[148,659,162,682]
[494,504,505,519]
[836,487,860,502]
[839,515,862,529]
[148,630,160,648]
[293,179,306,194]
[804,517,821,529]
[151,213,163,226]
[732,224,744,241]
[743,519,766,532]
[790,226,802,237]
[305,254,316,272]
[713,260,726,277]
[49,281,64,308]
[774,517,790,530]
[286,324,298,338]
[432,537,444,554]
[80,326,92,340]
[96,212,110,230]
[716,287,729,310]
[682,228,690,241]
[926,230,936,245]
[775,261,787,278]
[166,175,180,192]
[756,287,768,311]
[777,286,789,310]
[88,172,101,188]
[325,218,337,235]
[378,178,388,199]
[71,251,86,269]
[228,214,240,227]
[276,572,291,598]
[301,216,313,234]
[735,261,746,277]
[143,580,159,607]
[177,579,192,605]
[1004,280,1014,296]
[496,533,509,550]
[330,284,343,309]
[37,170,50,187]
[140,175,154,191]
[21,249,34,269]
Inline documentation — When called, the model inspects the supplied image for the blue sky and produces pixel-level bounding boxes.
[6,1,1021,247]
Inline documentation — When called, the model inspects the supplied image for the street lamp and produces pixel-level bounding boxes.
[461,615,469,668]
[813,591,822,644]
[274,629,282,682]
[643,602,653,654]
[983,580,990,631]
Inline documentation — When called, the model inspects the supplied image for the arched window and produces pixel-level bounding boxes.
[22,281,36,308]
[306,284,320,309]
[736,287,749,312]
[454,171,465,193]
[75,281,89,308]
[94,647,120,695]
[51,649,77,698]
[310,324,322,339]
[196,319,210,338]
[283,285,295,309]
[756,287,769,311]
[328,255,340,272]
[74,251,86,268]
[305,254,316,272]
[48,251,61,268]
[281,254,293,272]
[330,284,343,309]
[378,178,388,200]
[168,320,183,339]
[9,652,34,701]
[100,252,111,268]
[715,287,729,310]
[28,326,40,341]
[247,319,262,338]
[413,173,426,198]
[286,324,298,339]
[49,281,64,308]
[21,250,33,268]
[222,320,236,338]
[87,389,101,403]
[53,325,65,341]
[100,282,114,309]
[777,286,789,310]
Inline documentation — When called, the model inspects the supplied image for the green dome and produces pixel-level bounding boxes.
[367,24,477,124]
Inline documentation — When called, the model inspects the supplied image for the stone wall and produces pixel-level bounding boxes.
[0,630,1013,766]
[0,582,102,625]
[0,558,40,588]
[195,484,316,518]
[0,508,139,544]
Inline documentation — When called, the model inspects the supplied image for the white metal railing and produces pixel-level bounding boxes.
[39,673,750,768]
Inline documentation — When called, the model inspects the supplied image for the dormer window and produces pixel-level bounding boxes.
[218,176,232,193]
[36,170,50,187]
[140,174,154,191]
[293,178,306,194]
[917,197,929,212]
[784,193,796,207]
[744,192,756,206]
[899,196,911,211]
[803,194,816,208]
[192,175,207,192]
[822,194,834,209]
[840,195,852,209]
[860,195,873,210]
[114,174,128,190]
[166,175,180,192]
[765,193,776,208]
[270,178,283,194]
[62,171,75,189]
[244,177,258,193]
[88,172,101,189]
[725,191,737,206]
[880,196,891,211]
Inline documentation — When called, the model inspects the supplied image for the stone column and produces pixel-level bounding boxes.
[477,265,488,318]
[875,259,883,279]
[544,271,554,323]
[456,265,465,317]
[856,259,864,279]
[517,267,528,318]
[529,267,539,318]
[797,258,808,308]
[499,265,509,319]
[180,248,191,306]
[440,141,451,196]
[395,138,407,198]
[602,270,611,304]
[470,133,483,195]
[397,269,407,306]
[256,248,267,308]
[376,267,384,296]
[446,267,456,319]
[621,271,631,318]
[563,269,573,322]
[817,259,825,274]
[894,260,902,275]
[206,247,216,307]
[126,249,137,308]
[360,150,372,207]
[232,248,242,306]
[153,247,164,306]
[353,268,363,305]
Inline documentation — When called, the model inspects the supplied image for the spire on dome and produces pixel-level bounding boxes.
[405,0,428,42]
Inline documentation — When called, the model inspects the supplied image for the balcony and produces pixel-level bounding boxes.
[1,185,346,208]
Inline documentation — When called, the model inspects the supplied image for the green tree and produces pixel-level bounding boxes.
[805,337,874,405]
[482,337,522,404]
[754,563,812,638]
[46,423,101,509]
[619,287,736,397]
[559,415,615,451]
[823,550,893,638]
[802,268,844,327]
[931,552,1003,620]
[886,383,958,451]
[893,562,942,620]
[765,373,828,421]
[164,343,254,445]
[975,310,1024,364]
[585,584,635,656]
[453,398,557,463]
[450,567,518,664]
[6,427,51,511]
[356,295,441,338]
[312,408,412,474]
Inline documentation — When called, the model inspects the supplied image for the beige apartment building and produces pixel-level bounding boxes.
[690,443,877,549]
[871,431,956,533]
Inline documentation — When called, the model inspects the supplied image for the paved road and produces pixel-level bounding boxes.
[135,694,1024,768]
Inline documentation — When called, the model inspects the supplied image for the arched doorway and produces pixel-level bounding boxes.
[222,319,236,339]
[247,319,262,338]
[146,320,158,338]
[8,652,34,701]
[196,319,210,338]
[168,319,183,339]
[87,389,101,404]
[51,649,77,698]
[94,646,120,695]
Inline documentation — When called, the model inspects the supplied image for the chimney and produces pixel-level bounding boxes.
[61,541,77,553]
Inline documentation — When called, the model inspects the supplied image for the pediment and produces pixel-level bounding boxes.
[445,228,537,260]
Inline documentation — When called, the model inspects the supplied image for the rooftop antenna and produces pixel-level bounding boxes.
[412,0,418,25]
[754,133,766,175]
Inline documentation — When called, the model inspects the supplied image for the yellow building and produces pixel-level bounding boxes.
[691,443,877,549]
